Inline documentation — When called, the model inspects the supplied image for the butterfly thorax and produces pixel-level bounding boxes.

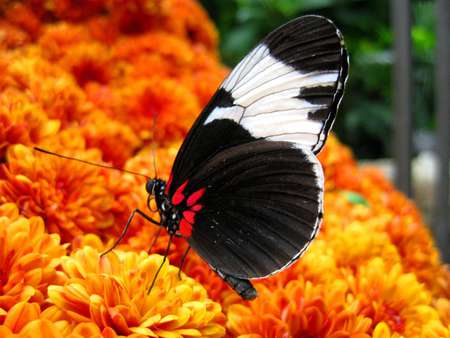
[146,179,181,235]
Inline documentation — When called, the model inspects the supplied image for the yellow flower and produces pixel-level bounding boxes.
[349,258,447,336]
[47,246,226,337]
[0,203,66,310]
[0,301,107,337]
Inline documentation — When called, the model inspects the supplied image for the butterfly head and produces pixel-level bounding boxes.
[146,179,166,197]
[145,178,180,234]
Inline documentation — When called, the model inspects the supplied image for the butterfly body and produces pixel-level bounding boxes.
[145,15,348,300]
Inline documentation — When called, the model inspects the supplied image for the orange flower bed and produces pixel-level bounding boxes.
[0,1,448,337]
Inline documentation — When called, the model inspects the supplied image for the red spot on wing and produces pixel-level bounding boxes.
[172,180,188,205]
[180,219,192,237]
[191,204,203,212]
[186,188,206,207]
[165,173,173,194]
[183,210,196,224]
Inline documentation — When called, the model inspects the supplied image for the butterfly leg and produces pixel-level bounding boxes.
[216,270,258,300]
[147,234,173,295]
[102,208,160,256]
[177,245,191,280]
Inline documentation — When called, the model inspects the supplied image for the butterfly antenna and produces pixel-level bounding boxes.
[34,147,151,179]
[147,234,173,295]
[151,114,158,178]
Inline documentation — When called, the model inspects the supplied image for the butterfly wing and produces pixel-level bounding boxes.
[166,15,348,279]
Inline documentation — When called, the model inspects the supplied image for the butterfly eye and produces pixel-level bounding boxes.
[146,180,156,195]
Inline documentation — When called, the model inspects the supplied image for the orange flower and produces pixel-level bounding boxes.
[318,134,358,191]
[60,42,113,87]
[227,279,372,338]
[3,55,91,126]
[51,0,106,22]
[0,21,30,49]
[48,246,226,337]
[0,0,449,336]
[183,251,232,305]
[164,0,218,51]
[0,145,115,242]
[108,0,167,34]
[95,78,200,143]
[0,203,66,310]
[113,32,195,68]
[80,111,141,167]
[0,90,60,159]
[3,2,41,40]
[38,23,93,61]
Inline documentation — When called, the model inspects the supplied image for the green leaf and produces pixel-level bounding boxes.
[343,191,370,207]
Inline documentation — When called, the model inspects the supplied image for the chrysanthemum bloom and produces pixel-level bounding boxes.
[50,0,106,22]
[0,301,61,337]
[321,192,402,269]
[256,240,340,292]
[0,20,30,49]
[3,55,92,127]
[0,90,60,159]
[112,31,227,106]
[60,41,113,87]
[163,0,218,51]
[227,279,372,338]
[0,203,66,311]
[91,77,201,143]
[2,2,41,41]
[113,32,196,68]
[349,258,448,336]
[317,134,358,191]
[319,136,446,297]
[108,0,167,34]
[0,145,115,242]
[354,167,445,296]
[0,301,108,337]
[80,111,141,167]
[182,251,233,305]
[38,23,93,61]
[1,1,449,336]
[47,246,226,337]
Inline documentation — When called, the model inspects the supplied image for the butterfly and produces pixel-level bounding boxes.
[143,15,348,300]
[36,14,348,300]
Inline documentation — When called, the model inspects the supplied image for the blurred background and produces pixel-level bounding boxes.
[200,0,449,260]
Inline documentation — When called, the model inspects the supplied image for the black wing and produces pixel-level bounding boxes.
[166,16,348,279]
[186,139,323,278]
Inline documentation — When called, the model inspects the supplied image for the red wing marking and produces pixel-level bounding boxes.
[179,219,192,237]
[165,173,173,194]
[191,204,203,212]
[183,210,196,224]
[186,188,206,207]
[172,180,188,205]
